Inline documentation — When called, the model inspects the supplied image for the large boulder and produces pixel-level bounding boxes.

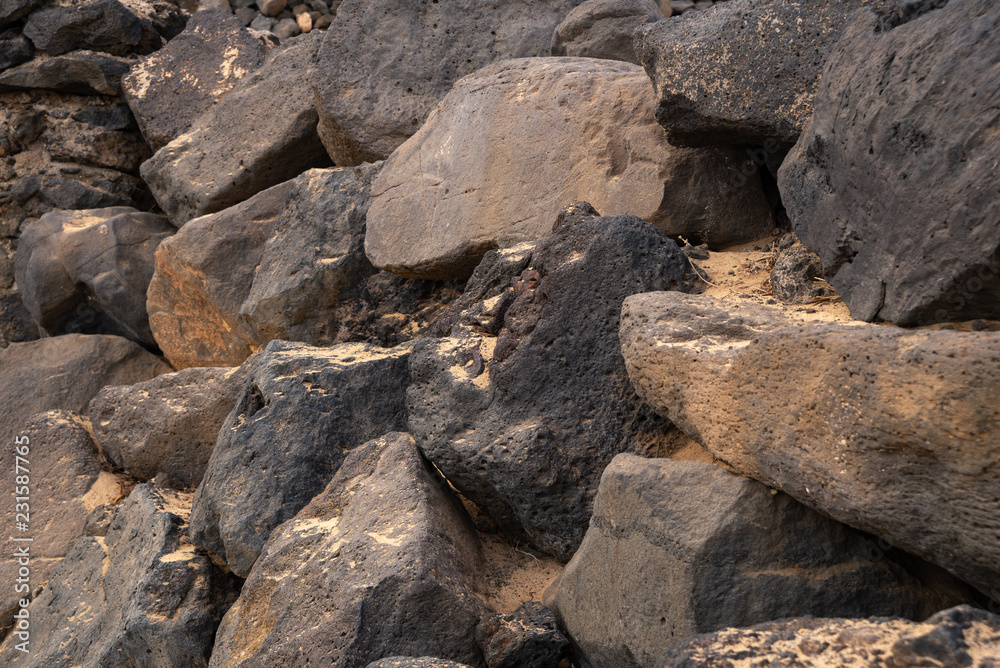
[619,292,1000,601]
[550,0,664,64]
[0,0,39,29]
[778,0,1000,325]
[658,605,1000,668]
[141,32,331,226]
[190,339,413,576]
[0,484,237,667]
[90,366,247,488]
[0,334,171,445]
[408,211,693,559]
[15,207,174,348]
[0,50,132,95]
[208,432,489,667]
[634,0,890,148]
[548,455,974,668]
[366,58,774,280]
[311,0,586,165]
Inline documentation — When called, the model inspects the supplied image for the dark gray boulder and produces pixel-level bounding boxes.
[208,433,489,667]
[15,207,174,347]
[0,0,40,29]
[22,0,181,56]
[311,0,587,165]
[141,31,331,226]
[477,602,569,668]
[778,0,1000,325]
[189,339,414,577]
[0,290,38,347]
[551,0,663,64]
[408,210,694,559]
[548,455,975,668]
[0,484,238,667]
[0,50,132,95]
[634,0,891,148]
[0,33,34,71]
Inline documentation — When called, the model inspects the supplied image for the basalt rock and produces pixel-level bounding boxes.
[551,0,664,64]
[0,50,132,96]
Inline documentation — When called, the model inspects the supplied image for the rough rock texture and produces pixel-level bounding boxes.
[147,164,461,369]
[477,602,570,668]
[16,207,174,347]
[141,31,331,226]
[0,484,238,667]
[0,50,132,95]
[778,0,1000,325]
[0,290,38,346]
[769,241,832,304]
[0,0,39,29]
[123,9,268,151]
[90,366,247,488]
[0,334,171,445]
[0,411,106,633]
[368,660,473,668]
[548,455,973,668]
[408,212,694,559]
[619,292,1000,601]
[0,33,34,71]
[658,605,1000,668]
[634,0,890,148]
[190,339,413,577]
[312,0,586,165]
[208,432,489,668]
[551,0,663,64]
[366,57,773,279]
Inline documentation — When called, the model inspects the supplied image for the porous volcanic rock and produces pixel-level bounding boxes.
[478,602,570,668]
[0,50,132,95]
[550,0,664,64]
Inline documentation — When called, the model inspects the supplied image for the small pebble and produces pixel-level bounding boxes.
[258,0,286,17]
[250,14,274,30]
[291,3,309,15]
[273,16,301,40]
[297,11,312,32]
[235,6,255,24]
[314,13,332,28]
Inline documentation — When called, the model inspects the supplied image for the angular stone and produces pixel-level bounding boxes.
[366,58,773,279]
[190,340,412,576]
[122,8,267,151]
[769,240,832,305]
[311,0,586,164]
[659,606,1000,668]
[208,433,489,667]
[548,455,974,668]
[408,213,693,559]
[90,366,247,488]
[619,291,1000,600]
[0,50,131,95]
[140,31,331,226]
[0,484,237,667]
[45,124,151,172]
[634,0,891,148]
[23,0,168,56]
[551,0,663,64]
[15,207,174,347]
[0,34,34,71]
[478,602,569,668]
[0,0,40,29]
[0,290,38,347]
[0,334,171,445]
[778,0,1000,325]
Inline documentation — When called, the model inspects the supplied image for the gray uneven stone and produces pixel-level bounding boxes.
[548,455,974,668]
[769,241,832,305]
[367,660,473,668]
[141,31,331,226]
[190,339,413,576]
[634,0,891,148]
[551,0,664,64]
[90,366,247,488]
[311,0,587,164]
[778,0,1000,325]
[0,290,38,347]
[208,433,489,668]
[123,8,267,151]
[477,602,569,668]
[0,34,34,71]
[0,0,39,29]
[22,0,183,56]
[16,207,174,347]
[0,50,131,95]
[366,57,773,279]
[620,291,1000,601]
[408,212,693,559]
[0,484,238,667]
[658,605,1000,668]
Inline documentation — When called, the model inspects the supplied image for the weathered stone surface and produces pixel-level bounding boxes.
[208,432,489,667]
[0,50,132,95]
[548,455,974,668]
[769,240,832,304]
[409,212,693,559]
[0,290,38,347]
[0,34,34,71]
[658,605,1000,668]
[620,292,1000,600]
[0,0,39,29]
[478,602,569,668]
[0,484,238,667]
[16,207,174,347]
[46,122,152,172]
[312,0,586,165]
[123,9,267,151]
[551,0,663,64]
[778,0,1000,325]
[0,334,171,445]
[22,0,179,56]
[368,660,473,668]
[190,339,413,576]
[90,366,247,488]
[634,0,890,148]
[366,58,773,279]
[141,31,331,226]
